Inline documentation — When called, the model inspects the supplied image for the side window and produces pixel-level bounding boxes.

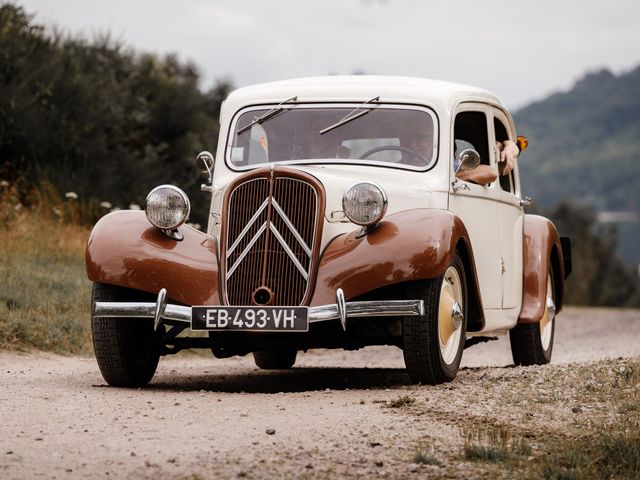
[494,117,515,194]
[453,111,490,166]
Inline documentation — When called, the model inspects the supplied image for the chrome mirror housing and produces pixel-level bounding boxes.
[455,148,481,173]
[196,151,214,191]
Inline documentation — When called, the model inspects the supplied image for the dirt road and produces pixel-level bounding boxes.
[1,307,639,479]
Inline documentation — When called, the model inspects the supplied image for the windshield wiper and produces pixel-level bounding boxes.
[319,96,380,135]
[237,96,298,135]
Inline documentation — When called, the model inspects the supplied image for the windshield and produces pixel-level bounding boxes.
[228,105,437,170]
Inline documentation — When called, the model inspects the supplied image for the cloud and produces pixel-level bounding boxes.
[20,0,640,108]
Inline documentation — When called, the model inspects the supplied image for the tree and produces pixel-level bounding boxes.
[0,4,232,225]
[542,201,639,307]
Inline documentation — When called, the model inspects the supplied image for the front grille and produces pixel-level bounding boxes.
[223,170,322,306]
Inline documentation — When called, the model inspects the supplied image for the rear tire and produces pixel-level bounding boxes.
[510,271,556,366]
[91,283,161,387]
[253,349,297,370]
[402,252,467,385]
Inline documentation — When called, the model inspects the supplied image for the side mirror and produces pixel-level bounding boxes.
[196,151,214,191]
[455,148,481,173]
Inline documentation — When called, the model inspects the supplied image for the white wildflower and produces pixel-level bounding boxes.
[110,207,121,212]
[129,203,141,210]
[0,180,9,188]
[99,201,112,209]
[52,207,62,216]
[65,192,78,200]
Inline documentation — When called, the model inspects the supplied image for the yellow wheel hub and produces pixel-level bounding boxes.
[439,282,455,345]
[540,304,550,331]
[539,274,555,351]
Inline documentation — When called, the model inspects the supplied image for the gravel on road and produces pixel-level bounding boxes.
[1,306,639,479]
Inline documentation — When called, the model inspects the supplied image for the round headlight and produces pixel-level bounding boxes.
[145,185,190,230]
[342,182,388,227]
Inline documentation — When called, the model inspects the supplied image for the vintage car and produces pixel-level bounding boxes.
[86,76,571,387]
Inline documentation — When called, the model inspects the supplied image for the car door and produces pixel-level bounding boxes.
[448,105,503,309]
[491,110,524,311]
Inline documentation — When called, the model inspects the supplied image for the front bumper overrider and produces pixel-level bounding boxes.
[92,288,425,331]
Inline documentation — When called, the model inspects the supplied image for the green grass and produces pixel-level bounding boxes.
[458,412,639,477]
[538,431,640,480]
[0,185,92,353]
[453,360,640,477]
[462,424,531,463]
[387,394,416,408]
[412,440,442,466]
[413,450,441,466]
[464,444,511,463]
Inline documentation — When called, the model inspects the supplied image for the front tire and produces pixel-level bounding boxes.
[402,252,468,384]
[91,283,161,387]
[253,349,297,370]
[509,271,556,366]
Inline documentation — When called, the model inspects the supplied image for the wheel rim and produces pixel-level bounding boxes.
[438,266,463,365]
[539,274,555,351]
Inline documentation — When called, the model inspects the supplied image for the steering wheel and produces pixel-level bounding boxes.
[358,145,428,166]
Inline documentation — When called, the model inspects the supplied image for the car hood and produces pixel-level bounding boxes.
[294,164,439,221]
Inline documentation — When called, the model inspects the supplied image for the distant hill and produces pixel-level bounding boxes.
[514,65,640,267]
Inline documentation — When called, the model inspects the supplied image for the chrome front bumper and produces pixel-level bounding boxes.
[92,288,425,331]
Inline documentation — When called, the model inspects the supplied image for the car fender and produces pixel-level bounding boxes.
[311,209,485,331]
[85,210,220,305]
[518,214,566,324]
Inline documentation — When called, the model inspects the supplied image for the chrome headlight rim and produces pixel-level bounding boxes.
[145,184,191,231]
[341,181,388,227]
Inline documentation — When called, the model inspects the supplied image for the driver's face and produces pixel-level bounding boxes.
[405,132,433,155]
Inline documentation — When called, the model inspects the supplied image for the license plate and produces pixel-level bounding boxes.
[191,306,309,332]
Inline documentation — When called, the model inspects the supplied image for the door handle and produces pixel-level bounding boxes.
[452,180,470,193]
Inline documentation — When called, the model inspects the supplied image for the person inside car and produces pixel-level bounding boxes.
[400,130,433,166]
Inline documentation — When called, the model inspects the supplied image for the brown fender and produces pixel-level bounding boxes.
[518,214,566,324]
[310,209,485,330]
[86,210,220,305]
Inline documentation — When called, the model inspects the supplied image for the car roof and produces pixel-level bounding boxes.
[223,75,504,114]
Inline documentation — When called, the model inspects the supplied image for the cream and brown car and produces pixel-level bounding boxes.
[86,76,571,387]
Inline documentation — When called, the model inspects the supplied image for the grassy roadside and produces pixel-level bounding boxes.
[0,183,92,353]
[392,358,640,479]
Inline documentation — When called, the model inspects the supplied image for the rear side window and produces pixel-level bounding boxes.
[494,117,515,194]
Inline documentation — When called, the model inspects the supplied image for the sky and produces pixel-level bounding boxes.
[16,0,640,109]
